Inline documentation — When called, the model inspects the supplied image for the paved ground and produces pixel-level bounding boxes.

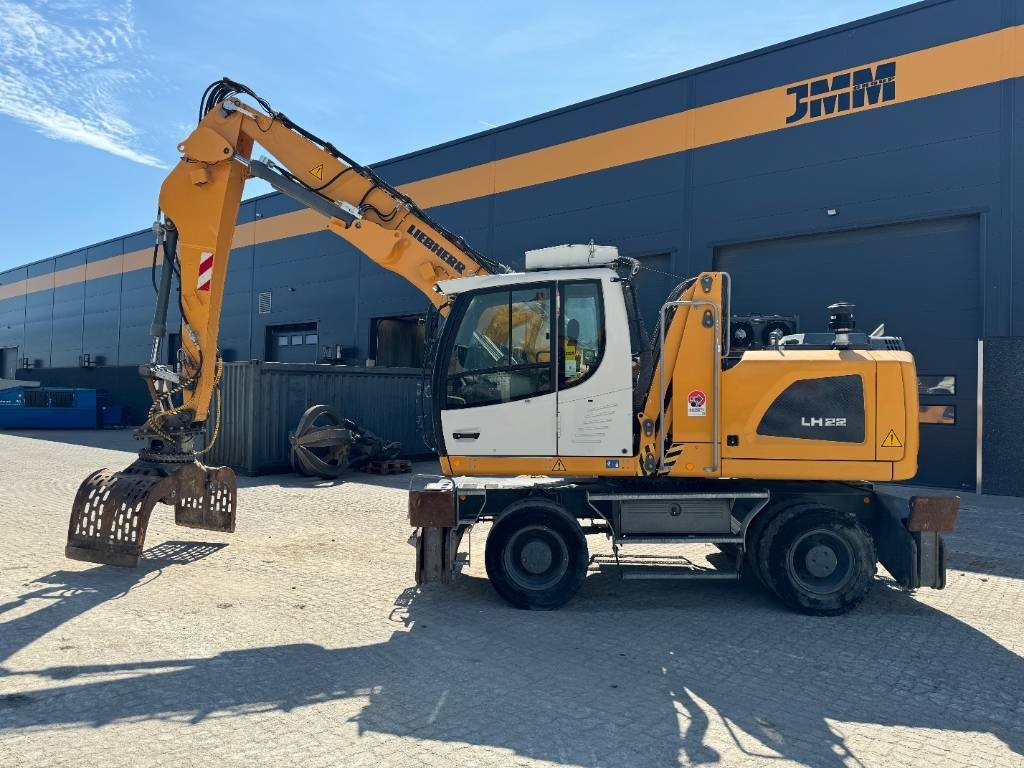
[0,429,1022,768]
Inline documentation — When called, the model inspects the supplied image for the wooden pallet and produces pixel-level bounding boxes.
[361,458,412,475]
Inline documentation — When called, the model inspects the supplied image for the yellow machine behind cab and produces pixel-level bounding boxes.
[65,79,958,616]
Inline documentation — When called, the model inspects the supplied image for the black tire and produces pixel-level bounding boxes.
[744,501,817,590]
[485,499,588,610]
[757,505,876,616]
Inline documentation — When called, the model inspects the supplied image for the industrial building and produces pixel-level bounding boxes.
[1,0,1021,492]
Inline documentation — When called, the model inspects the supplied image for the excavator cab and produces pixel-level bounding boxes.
[430,248,638,469]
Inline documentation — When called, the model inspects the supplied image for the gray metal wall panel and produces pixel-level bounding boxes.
[490,163,686,271]
[238,199,257,225]
[420,195,492,234]
[694,132,1000,229]
[254,192,303,219]
[49,251,86,367]
[122,230,153,253]
[25,260,53,279]
[0,306,24,352]
[118,265,160,365]
[493,78,688,162]
[981,336,1024,495]
[224,245,253,295]
[82,273,122,366]
[0,264,27,353]
[54,250,87,270]
[1012,70,1024,335]
[376,134,494,187]
[219,289,253,360]
[492,153,686,227]
[24,267,53,366]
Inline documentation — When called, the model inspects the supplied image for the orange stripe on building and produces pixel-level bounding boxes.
[2,25,1022,303]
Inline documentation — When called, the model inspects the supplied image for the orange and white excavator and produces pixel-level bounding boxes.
[66,79,958,615]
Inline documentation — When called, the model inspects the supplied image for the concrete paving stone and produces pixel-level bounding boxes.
[0,429,1022,767]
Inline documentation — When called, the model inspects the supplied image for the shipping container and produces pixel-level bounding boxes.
[202,362,429,475]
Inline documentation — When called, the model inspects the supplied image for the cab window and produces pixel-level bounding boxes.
[447,285,553,408]
[560,281,604,388]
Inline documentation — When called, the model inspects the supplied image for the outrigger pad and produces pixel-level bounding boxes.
[66,461,237,568]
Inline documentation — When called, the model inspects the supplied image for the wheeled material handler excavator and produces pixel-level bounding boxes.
[66,79,959,615]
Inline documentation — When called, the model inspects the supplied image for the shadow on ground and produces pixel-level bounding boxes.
[0,542,226,667]
[1,542,1021,767]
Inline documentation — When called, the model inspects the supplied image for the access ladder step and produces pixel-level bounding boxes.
[615,535,744,546]
[361,459,412,475]
[620,567,741,581]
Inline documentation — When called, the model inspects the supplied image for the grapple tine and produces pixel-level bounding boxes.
[66,461,237,567]
[66,463,173,567]
[174,464,237,533]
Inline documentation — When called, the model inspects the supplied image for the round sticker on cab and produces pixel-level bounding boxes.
[687,389,707,417]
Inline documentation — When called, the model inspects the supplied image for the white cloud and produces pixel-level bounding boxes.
[0,0,165,167]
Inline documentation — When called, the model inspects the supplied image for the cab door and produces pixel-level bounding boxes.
[440,284,557,456]
[555,279,634,457]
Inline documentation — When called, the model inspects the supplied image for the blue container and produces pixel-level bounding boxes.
[100,404,127,427]
[0,386,100,429]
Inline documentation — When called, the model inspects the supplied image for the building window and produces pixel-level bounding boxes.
[918,375,956,396]
[920,404,956,425]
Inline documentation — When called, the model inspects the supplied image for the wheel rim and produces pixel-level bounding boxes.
[785,528,854,595]
[503,524,569,591]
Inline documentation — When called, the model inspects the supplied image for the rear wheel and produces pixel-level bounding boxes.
[485,500,588,610]
[758,506,876,615]
[744,501,817,588]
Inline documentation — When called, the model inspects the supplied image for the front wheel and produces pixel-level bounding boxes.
[485,500,588,610]
[757,506,876,616]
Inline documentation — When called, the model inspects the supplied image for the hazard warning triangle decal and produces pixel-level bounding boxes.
[309,163,324,181]
[551,458,567,472]
[880,429,903,448]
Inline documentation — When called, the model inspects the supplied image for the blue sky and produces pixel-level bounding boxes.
[0,0,906,271]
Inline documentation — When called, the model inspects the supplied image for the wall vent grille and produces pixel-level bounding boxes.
[258,291,272,315]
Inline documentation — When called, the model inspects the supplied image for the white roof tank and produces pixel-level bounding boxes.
[524,243,619,271]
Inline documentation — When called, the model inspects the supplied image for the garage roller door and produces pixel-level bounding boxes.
[715,215,979,490]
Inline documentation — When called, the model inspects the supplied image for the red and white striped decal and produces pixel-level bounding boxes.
[197,251,214,292]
